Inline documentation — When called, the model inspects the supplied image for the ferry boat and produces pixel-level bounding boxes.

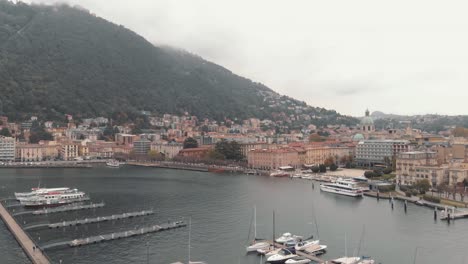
[18,188,89,207]
[320,178,364,197]
[15,187,70,201]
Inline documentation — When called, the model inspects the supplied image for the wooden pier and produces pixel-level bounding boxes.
[41,221,187,250]
[0,202,50,264]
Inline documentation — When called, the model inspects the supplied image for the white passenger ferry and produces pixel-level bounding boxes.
[320,178,364,197]
[16,188,89,207]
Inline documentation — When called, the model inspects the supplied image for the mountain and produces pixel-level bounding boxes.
[0,1,357,127]
[370,110,468,133]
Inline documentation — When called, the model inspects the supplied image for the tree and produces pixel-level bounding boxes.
[214,139,242,161]
[183,137,198,149]
[148,150,163,161]
[330,163,338,171]
[311,166,320,173]
[0,127,11,137]
[413,179,431,194]
[29,121,53,143]
[207,149,225,160]
[319,164,327,173]
[383,167,393,175]
[324,156,335,167]
[309,133,326,142]
[364,171,377,178]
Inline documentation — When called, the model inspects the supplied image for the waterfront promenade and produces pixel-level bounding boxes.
[0,201,50,264]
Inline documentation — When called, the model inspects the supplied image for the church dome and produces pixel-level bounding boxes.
[352,133,365,141]
[360,109,374,126]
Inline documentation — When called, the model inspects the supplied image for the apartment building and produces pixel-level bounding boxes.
[0,136,15,161]
[356,140,411,167]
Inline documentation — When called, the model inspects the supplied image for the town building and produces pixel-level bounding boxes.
[247,148,300,170]
[177,147,212,160]
[150,142,183,159]
[60,143,79,161]
[115,133,136,146]
[305,145,352,166]
[396,151,439,186]
[356,139,411,167]
[0,136,15,161]
[133,139,151,155]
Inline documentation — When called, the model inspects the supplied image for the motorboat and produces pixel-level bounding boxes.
[285,257,311,264]
[294,240,320,251]
[303,244,327,255]
[320,178,364,197]
[275,233,303,244]
[267,248,297,264]
[258,247,281,258]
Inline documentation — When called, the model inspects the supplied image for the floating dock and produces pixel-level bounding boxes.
[0,201,50,264]
[41,221,187,250]
[30,202,105,215]
[24,210,154,230]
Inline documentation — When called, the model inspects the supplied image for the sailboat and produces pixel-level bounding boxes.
[187,217,206,264]
[330,229,375,264]
[246,206,270,252]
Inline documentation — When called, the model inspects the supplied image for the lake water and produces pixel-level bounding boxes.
[1,166,468,264]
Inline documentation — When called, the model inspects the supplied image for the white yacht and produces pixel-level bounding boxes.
[258,247,281,258]
[275,233,303,244]
[267,248,297,264]
[15,187,70,201]
[294,240,319,251]
[320,178,364,197]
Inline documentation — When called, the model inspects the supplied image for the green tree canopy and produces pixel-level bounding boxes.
[183,137,199,149]
[0,127,12,137]
[214,139,242,161]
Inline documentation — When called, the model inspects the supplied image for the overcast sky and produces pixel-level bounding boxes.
[27,0,468,116]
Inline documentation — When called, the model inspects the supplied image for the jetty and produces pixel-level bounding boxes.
[0,201,50,264]
[32,202,104,215]
[24,210,154,230]
[41,221,187,250]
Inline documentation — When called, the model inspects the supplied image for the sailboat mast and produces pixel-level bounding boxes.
[254,205,257,239]
[273,210,275,250]
[188,217,191,263]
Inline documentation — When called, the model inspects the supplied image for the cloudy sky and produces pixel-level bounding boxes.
[27,0,468,116]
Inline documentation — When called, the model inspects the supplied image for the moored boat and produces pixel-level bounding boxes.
[320,178,364,197]
[270,171,290,177]
[106,160,120,168]
[18,188,89,207]
[267,248,297,264]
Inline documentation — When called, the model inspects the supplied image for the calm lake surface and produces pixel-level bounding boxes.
[1,166,468,264]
